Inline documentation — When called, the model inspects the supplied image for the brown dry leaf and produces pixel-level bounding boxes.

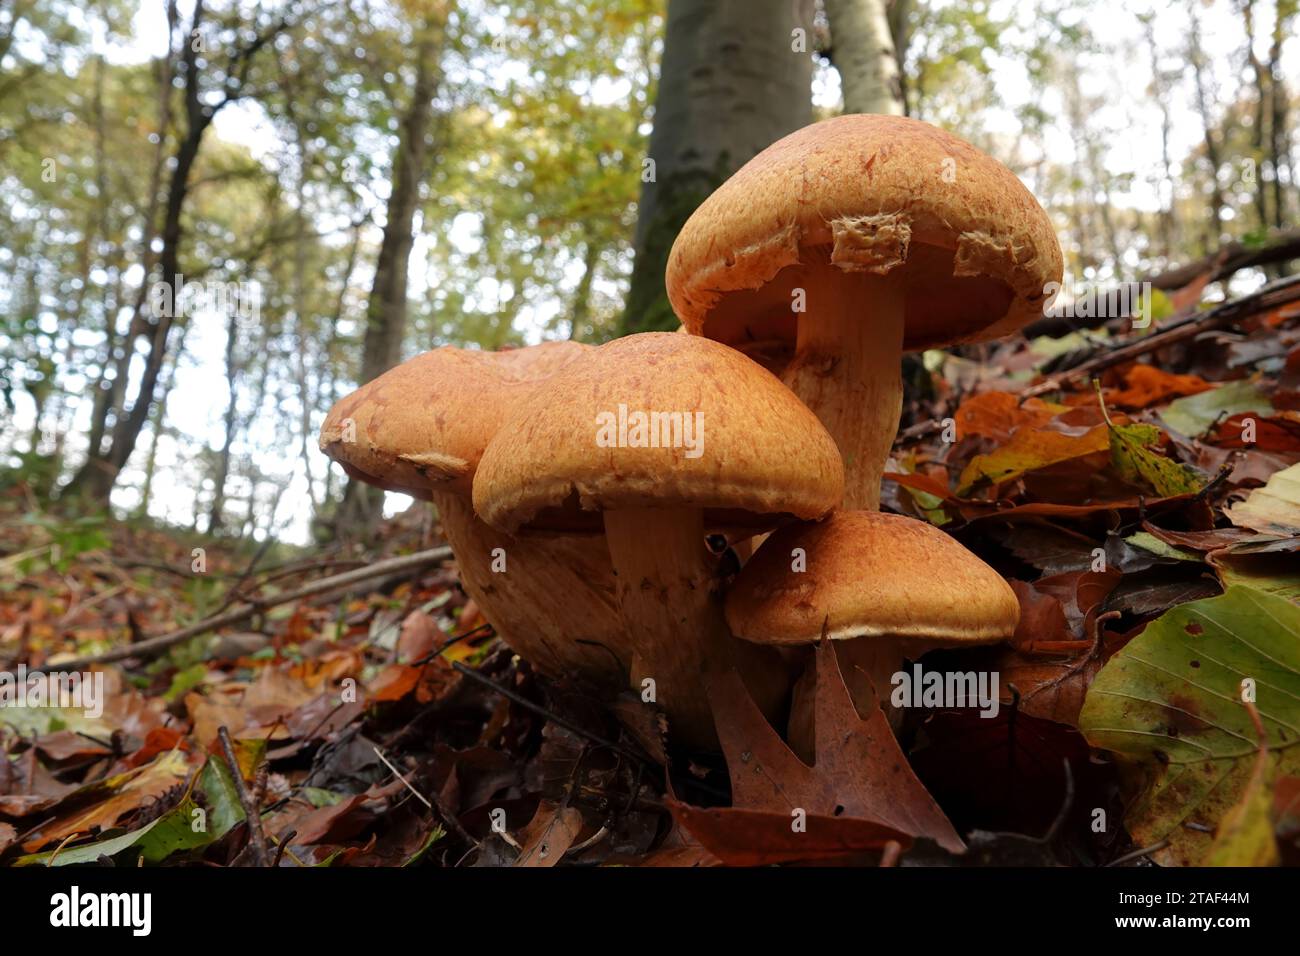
[1226,462,1300,535]
[367,663,422,702]
[0,822,15,854]
[957,423,1111,495]
[953,391,1063,443]
[665,800,907,866]
[989,571,1123,725]
[1212,412,1300,452]
[397,609,440,663]
[241,666,317,722]
[21,748,196,852]
[707,641,964,854]
[34,730,113,763]
[185,690,253,750]
[513,801,584,867]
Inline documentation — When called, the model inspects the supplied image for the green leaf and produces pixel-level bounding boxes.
[1126,531,1201,562]
[1160,380,1274,438]
[1079,586,1300,866]
[1202,741,1279,866]
[198,754,246,840]
[1107,421,1205,496]
[163,663,209,704]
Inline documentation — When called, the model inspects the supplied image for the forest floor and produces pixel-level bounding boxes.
[2,274,1300,867]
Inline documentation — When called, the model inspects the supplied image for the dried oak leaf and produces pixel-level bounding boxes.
[699,640,964,857]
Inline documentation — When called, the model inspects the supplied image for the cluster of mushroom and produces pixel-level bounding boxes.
[320,115,1063,751]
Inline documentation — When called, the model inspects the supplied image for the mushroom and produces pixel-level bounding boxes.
[319,341,630,686]
[724,510,1019,741]
[473,332,844,748]
[667,114,1063,510]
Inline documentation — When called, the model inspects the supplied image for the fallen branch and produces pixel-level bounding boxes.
[1022,229,1300,338]
[1022,274,1300,399]
[24,546,452,673]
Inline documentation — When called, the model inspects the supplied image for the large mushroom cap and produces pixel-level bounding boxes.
[319,341,590,498]
[473,332,844,533]
[726,511,1019,646]
[667,114,1063,355]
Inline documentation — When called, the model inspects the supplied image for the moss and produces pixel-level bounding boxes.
[621,161,730,335]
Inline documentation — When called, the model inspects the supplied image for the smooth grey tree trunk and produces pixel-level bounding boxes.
[336,9,448,535]
[824,0,904,115]
[622,0,814,334]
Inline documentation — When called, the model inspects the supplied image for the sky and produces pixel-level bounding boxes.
[12,0,1293,544]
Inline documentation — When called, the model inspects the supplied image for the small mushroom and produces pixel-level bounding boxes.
[724,510,1019,740]
[474,332,844,748]
[668,114,1063,510]
[319,342,630,686]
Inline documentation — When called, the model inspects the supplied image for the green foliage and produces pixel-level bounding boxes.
[1080,586,1300,866]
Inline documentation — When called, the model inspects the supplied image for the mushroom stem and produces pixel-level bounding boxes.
[603,507,788,748]
[782,270,906,511]
[433,491,627,686]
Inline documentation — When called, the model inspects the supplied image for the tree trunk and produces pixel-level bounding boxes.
[66,1,286,505]
[1240,0,1272,230]
[1267,1,1294,231]
[1139,12,1178,262]
[568,237,600,340]
[824,0,904,115]
[1188,6,1226,252]
[207,307,241,533]
[336,7,449,535]
[622,0,814,334]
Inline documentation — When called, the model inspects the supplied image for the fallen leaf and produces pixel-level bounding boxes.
[1160,379,1275,438]
[707,641,964,854]
[1079,586,1300,866]
[1107,421,1205,496]
[1108,364,1213,410]
[1225,462,1300,535]
[953,391,1063,442]
[513,802,584,867]
[666,800,908,866]
[957,423,1110,495]
[1202,713,1280,867]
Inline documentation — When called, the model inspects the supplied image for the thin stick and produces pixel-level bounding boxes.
[1023,275,1300,399]
[218,725,272,867]
[450,661,634,761]
[372,744,479,849]
[25,546,452,673]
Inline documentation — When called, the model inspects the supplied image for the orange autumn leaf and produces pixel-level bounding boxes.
[952,391,1064,443]
[1108,364,1213,409]
[957,423,1111,495]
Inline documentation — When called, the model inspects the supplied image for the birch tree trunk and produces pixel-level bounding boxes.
[622,0,814,334]
[824,0,905,115]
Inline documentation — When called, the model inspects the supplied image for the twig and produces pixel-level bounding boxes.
[218,725,272,867]
[1106,839,1171,867]
[25,546,452,673]
[372,744,480,850]
[450,661,640,764]
[270,830,295,867]
[1022,275,1300,399]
